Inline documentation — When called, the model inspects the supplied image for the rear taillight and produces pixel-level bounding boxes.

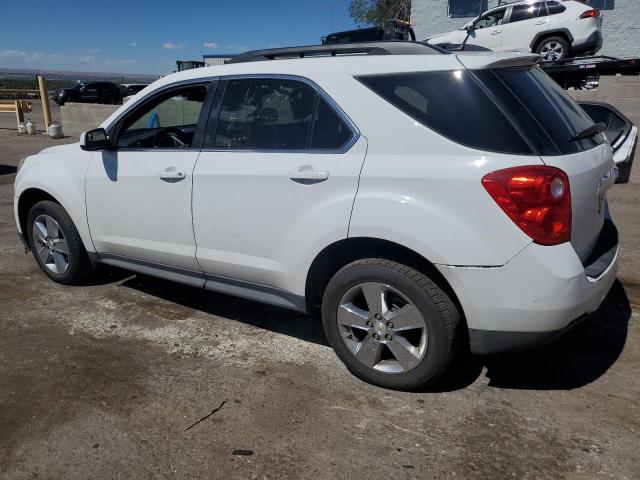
[579,9,598,19]
[482,166,571,246]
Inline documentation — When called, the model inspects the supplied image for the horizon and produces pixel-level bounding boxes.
[1,0,357,75]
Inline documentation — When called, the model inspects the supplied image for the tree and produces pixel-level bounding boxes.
[349,0,411,27]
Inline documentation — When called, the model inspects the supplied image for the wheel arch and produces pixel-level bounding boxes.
[17,188,61,237]
[531,29,574,53]
[304,237,467,327]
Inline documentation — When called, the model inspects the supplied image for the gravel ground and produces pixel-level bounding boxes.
[0,128,639,480]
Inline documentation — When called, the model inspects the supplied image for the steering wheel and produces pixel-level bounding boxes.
[156,127,189,148]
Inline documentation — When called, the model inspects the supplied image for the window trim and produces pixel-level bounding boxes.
[448,0,488,18]
[106,78,218,152]
[202,74,360,154]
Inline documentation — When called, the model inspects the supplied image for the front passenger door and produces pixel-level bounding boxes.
[85,82,212,275]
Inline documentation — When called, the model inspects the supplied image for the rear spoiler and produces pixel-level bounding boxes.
[456,53,540,70]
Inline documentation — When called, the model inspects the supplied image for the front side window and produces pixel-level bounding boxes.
[508,2,545,23]
[448,0,488,18]
[117,84,207,149]
[213,78,353,151]
[474,8,507,29]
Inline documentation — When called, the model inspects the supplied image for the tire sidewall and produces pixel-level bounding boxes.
[322,262,452,390]
[26,201,84,284]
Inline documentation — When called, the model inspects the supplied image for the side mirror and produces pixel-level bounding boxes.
[465,24,476,32]
[80,128,111,151]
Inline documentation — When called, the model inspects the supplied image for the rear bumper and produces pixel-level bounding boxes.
[572,30,603,56]
[438,220,618,355]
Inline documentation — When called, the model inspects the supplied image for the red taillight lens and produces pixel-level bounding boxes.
[482,166,571,246]
[579,9,598,19]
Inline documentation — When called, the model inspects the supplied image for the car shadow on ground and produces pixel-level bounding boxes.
[117,271,329,347]
[425,279,632,393]
[110,269,631,392]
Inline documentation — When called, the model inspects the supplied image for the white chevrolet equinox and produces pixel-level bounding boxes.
[14,42,619,390]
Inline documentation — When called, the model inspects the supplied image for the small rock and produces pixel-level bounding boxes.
[232,449,254,456]
[92,443,100,449]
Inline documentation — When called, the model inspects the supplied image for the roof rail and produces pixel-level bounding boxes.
[228,41,446,64]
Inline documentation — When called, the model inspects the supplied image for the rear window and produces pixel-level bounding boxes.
[358,67,602,156]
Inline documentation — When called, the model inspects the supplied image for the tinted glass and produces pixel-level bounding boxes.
[587,0,614,10]
[474,9,506,29]
[214,78,316,150]
[474,67,603,155]
[546,1,566,14]
[449,0,488,17]
[310,98,352,149]
[117,85,207,149]
[358,70,532,154]
[509,2,544,22]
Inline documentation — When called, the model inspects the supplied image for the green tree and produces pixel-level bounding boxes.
[349,0,411,27]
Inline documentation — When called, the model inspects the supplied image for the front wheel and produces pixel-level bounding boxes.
[536,36,570,61]
[321,259,461,390]
[26,200,94,284]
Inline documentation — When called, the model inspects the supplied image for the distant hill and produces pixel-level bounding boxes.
[0,67,160,84]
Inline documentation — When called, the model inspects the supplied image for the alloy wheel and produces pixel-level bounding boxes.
[32,214,70,274]
[541,41,564,61]
[337,282,428,374]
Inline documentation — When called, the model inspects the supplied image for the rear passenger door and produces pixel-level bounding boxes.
[501,1,549,52]
[192,76,367,292]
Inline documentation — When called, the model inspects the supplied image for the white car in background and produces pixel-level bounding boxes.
[425,0,603,61]
[14,42,619,390]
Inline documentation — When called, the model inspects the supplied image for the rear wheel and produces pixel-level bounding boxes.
[321,258,461,390]
[536,36,570,61]
[26,200,94,284]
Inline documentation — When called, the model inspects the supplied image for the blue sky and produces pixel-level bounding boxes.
[0,0,357,75]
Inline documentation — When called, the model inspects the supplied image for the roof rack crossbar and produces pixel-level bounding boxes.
[228,41,446,64]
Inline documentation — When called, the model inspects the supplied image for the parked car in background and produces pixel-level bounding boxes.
[53,81,122,106]
[425,0,603,61]
[323,19,415,44]
[15,42,619,390]
[119,83,149,98]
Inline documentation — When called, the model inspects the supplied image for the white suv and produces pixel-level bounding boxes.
[425,0,603,61]
[14,43,619,390]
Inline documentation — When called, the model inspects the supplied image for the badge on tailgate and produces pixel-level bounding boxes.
[597,166,618,213]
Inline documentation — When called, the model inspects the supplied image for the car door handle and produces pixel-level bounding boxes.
[534,20,548,25]
[288,165,329,184]
[159,167,187,182]
[491,29,502,35]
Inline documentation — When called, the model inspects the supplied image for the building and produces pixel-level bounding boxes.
[411,0,640,58]
[203,54,235,67]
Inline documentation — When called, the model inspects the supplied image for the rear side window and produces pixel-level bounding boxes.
[508,2,545,22]
[358,70,533,155]
[545,1,566,14]
[212,78,354,151]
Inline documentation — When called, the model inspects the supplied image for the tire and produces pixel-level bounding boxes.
[536,36,570,61]
[26,200,94,284]
[321,258,461,390]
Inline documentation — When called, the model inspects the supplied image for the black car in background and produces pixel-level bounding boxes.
[53,81,122,106]
[322,19,416,44]
[119,83,149,98]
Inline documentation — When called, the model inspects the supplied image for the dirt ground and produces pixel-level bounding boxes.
[0,126,639,480]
